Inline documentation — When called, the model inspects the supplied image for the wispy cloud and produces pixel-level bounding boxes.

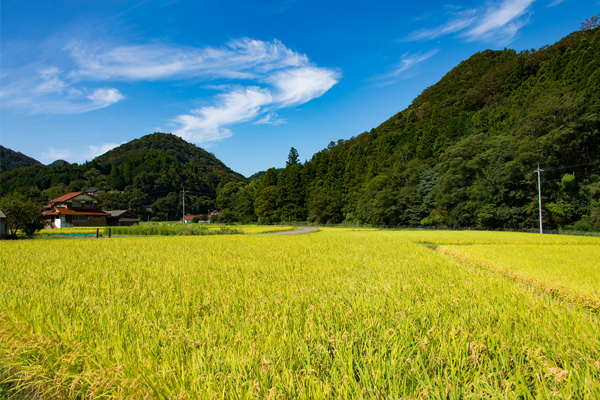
[2,66,125,114]
[254,113,285,125]
[462,0,535,42]
[172,87,273,143]
[40,148,71,163]
[65,38,309,82]
[370,50,439,86]
[87,143,119,160]
[545,0,565,7]
[269,67,339,106]
[406,0,535,44]
[2,38,339,144]
[254,0,297,15]
[407,10,476,41]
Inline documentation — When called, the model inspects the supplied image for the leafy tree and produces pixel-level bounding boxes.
[580,14,599,31]
[254,185,278,224]
[0,193,45,237]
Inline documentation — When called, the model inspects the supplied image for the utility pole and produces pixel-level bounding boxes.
[533,163,545,234]
[181,188,186,224]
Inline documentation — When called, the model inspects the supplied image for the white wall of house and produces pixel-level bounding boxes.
[55,216,70,229]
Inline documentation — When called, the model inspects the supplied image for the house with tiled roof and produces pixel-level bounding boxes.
[42,192,110,228]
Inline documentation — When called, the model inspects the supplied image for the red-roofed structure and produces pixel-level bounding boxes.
[183,214,209,223]
[43,192,109,228]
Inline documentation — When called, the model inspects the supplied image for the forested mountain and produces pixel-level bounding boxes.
[0,133,244,220]
[218,25,600,231]
[0,146,42,173]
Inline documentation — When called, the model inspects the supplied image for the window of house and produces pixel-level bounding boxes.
[73,215,88,221]
[72,201,81,207]
[86,202,94,207]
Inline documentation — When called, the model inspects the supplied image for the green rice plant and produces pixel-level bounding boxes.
[38,227,101,235]
[104,224,243,236]
[0,231,599,398]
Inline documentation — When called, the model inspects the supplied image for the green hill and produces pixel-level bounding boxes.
[0,133,244,220]
[0,146,42,173]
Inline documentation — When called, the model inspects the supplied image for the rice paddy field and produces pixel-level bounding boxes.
[1,228,599,399]
[36,225,296,237]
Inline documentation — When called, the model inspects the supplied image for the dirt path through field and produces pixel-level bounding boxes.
[265,227,319,235]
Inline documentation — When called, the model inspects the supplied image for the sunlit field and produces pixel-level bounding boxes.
[1,230,599,398]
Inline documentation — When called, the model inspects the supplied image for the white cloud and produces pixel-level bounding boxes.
[407,11,476,41]
[65,38,309,82]
[371,50,439,86]
[255,113,285,125]
[172,87,273,143]
[2,37,339,143]
[87,143,119,160]
[40,148,71,163]
[270,67,340,106]
[34,68,68,94]
[170,65,340,143]
[406,0,535,44]
[462,0,535,42]
[87,88,125,108]
[1,66,125,114]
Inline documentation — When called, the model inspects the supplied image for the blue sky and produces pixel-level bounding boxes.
[1,0,598,177]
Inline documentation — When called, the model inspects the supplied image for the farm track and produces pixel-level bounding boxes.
[264,227,319,235]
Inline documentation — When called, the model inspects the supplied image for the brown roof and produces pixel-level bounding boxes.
[106,210,129,217]
[43,207,109,216]
[49,192,85,203]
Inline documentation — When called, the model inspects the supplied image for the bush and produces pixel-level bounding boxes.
[0,193,45,238]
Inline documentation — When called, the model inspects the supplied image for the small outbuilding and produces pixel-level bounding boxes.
[85,188,106,196]
[106,210,140,226]
[0,210,6,237]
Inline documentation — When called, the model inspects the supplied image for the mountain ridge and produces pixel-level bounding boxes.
[0,145,43,173]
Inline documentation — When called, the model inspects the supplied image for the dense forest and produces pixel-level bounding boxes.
[1,23,599,231]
